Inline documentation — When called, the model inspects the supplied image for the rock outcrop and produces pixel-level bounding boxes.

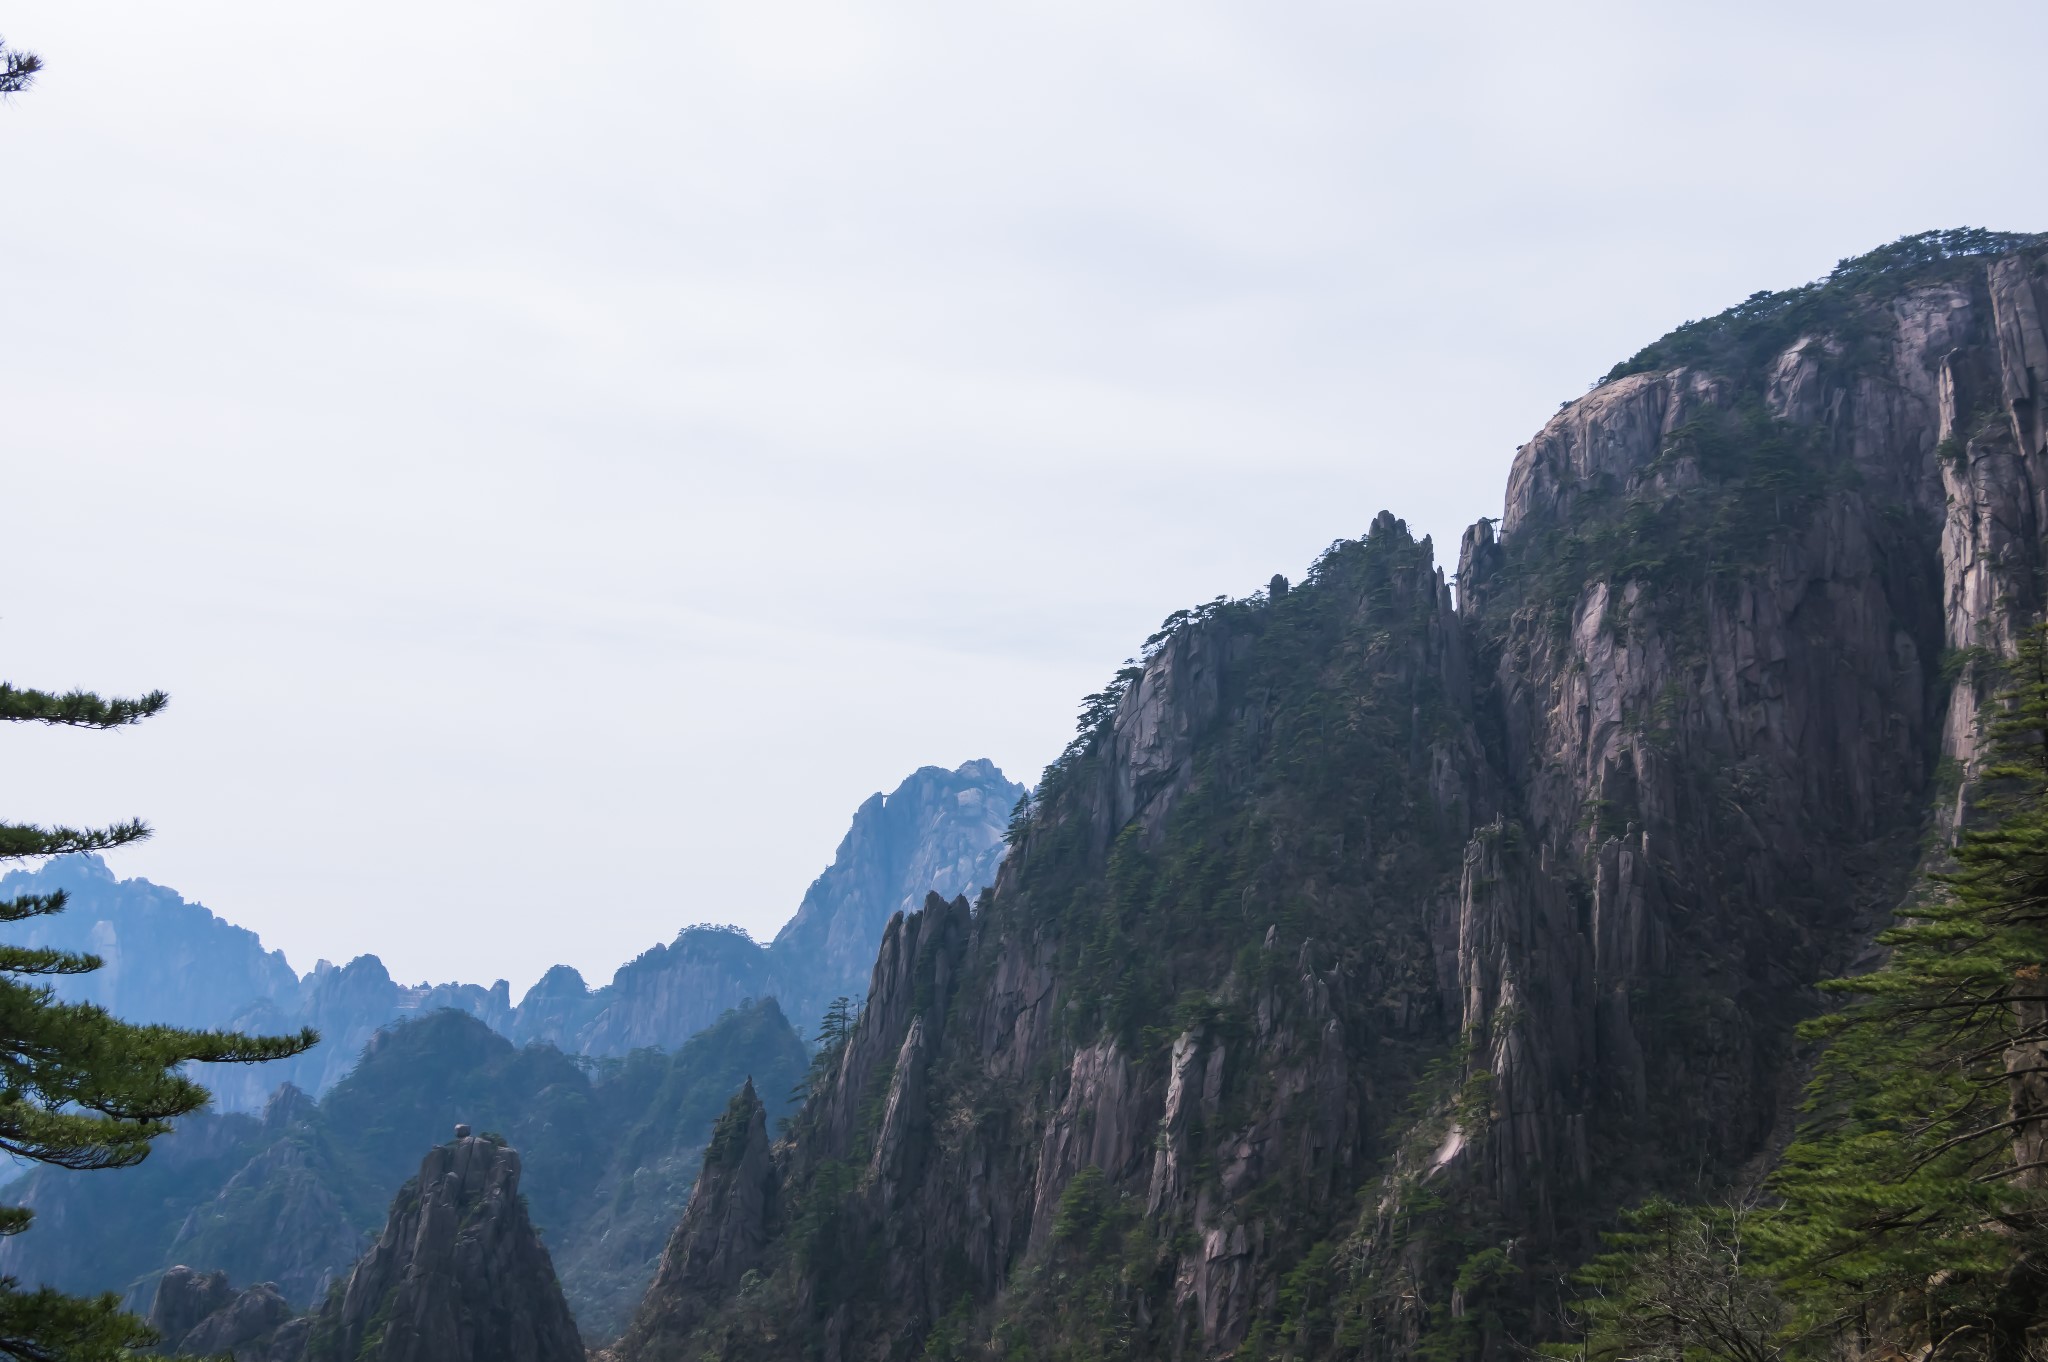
[299,1133,585,1362]
[608,230,2048,1360]
[767,758,1025,1033]
[149,1267,306,1362]
[604,1081,780,1361]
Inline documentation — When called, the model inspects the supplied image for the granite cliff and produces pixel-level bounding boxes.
[150,1134,586,1362]
[606,230,2048,1359]
[295,1132,585,1362]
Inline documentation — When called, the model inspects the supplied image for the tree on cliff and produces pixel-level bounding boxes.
[1764,623,2048,1353]
[0,679,317,1360]
[1565,626,2048,1359]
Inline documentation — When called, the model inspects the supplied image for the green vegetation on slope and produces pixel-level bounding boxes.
[1603,228,2047,386]
[1565,626,2048,1360]
[0,999,808,1344]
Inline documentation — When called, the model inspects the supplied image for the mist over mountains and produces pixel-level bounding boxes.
[22,231,2048,1360]
[0,759,1023,1111]
[0,759,1021,1338]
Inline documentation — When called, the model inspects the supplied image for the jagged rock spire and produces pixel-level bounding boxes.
[299,1133,585,1362]
[604,1080,776,1362]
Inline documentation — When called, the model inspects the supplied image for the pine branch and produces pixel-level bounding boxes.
[0,946,100,977]
[0,821,149,861]
[0,40,40,98]
[0,684,167,728]
[0,893,67,924]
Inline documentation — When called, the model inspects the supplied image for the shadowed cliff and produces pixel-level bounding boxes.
[607,229,2048,1360]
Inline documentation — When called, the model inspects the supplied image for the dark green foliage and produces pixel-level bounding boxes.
[1556,1198,1789,1362]
[704,1085,760,1170]
[910,516,1474,1358]
[0,673,313,1359]
[1560,628,2048,1358]
[1494,396,1844,638]
[0,1287,151,1362]
[0,687,167,730]
[1015,517,1463,1055]
[0,1000,809,1343]
[1760,624,2048,1351]
[0,39,39,97]
[977,1167,1155,1362]
[1603,229,2047,386]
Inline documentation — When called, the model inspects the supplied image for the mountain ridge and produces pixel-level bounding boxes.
[0,759,1023,1111]
[603,228,2048,1360]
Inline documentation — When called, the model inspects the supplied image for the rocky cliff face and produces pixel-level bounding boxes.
[299,1134,586,1362]
[149,1266,307,1362]
[768,758,1025,1034]
[611,231,2048,1360]
[603,1081,780,1361]
[148,1135,589,1362]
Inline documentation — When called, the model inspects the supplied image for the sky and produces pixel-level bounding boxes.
[2,1,2043,995]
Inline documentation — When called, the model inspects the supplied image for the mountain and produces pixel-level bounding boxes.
[516,759,1028,1053]
[150,1267,305,1362]
[0,759,1022,1111]
[767,758,1024,1034]
[296,1133,586,1362]
[151,1134,587,1362]
[0,854,300,1029]
[0,1002,809,1343]
[603,1081,780,1361]
[602,229,2048,1360]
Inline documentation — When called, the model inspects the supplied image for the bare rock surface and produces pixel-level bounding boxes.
[148,1267,304,1362]
[603,1082,778,1362]
[298,1134,585,1362]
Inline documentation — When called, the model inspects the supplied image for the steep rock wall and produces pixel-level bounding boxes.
[620,233,2048,1361]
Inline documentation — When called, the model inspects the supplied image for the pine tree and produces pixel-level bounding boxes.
[0,37,40,96]
[0,681,316,1361]
[1757,625,2048,1356]
[0,38,312,1361]
[1558,1197,1791,1362]
[1556,627,2048,1361]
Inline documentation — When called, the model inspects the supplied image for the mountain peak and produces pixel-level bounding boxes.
[300,1136,585,1362]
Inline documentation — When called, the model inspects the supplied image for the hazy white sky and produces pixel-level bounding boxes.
[3,1,2042,993]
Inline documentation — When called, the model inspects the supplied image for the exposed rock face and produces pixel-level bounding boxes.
[614,232,2048,1359]
[769,758,1025,1033]
[149,1267,305,1362]
[567,927,772,1057]
[300,1135,585,1362]
[605,1081,779,1361]
[211,955,517,1112]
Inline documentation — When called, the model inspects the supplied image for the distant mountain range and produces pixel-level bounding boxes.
[0,760,1024,1112]
[0,1002,808,1343]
